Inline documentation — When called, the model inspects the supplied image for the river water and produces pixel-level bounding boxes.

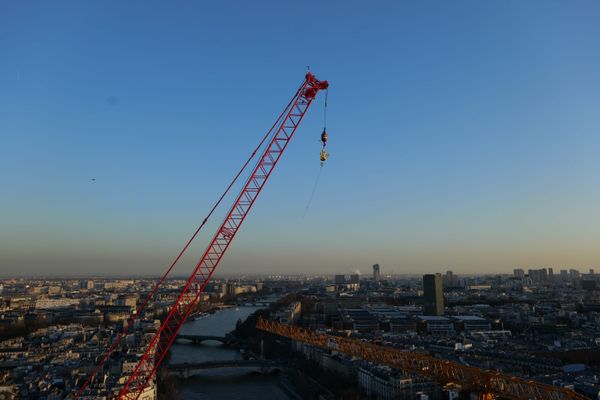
[168,306,290,400]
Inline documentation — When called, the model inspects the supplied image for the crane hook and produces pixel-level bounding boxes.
[320,148,329,166]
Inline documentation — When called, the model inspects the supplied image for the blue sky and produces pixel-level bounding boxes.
[1,1,599,276]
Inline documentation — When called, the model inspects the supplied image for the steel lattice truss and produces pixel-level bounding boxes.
[116,73,328,400]
[256,319,590,400]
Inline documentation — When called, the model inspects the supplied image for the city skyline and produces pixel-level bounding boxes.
[0,266,596,280]
[4,268,599,399]
[2,1,600,277]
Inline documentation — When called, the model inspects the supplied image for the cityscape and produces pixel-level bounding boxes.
[2,1,600,400]
[2,267,600,399]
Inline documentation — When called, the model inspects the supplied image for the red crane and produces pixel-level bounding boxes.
[78,72,328,400]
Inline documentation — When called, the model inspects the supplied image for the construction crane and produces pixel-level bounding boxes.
[256,318,591,400]
[76,73,328,399]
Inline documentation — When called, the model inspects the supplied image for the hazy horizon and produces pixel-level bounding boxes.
[2,1,599,277]
[0,268,585,280]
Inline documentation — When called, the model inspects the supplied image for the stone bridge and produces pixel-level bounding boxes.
[167,360,282,378]
[175,334,238,345]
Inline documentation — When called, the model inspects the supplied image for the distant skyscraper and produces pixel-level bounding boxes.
[334,274,346,285]
[570,269,580,280]
[226,282,236,296]
[443,270,458,287]
[350,274,360,284]
[423,273,444,316]
[373,264,380,281]
[513,269,525,279]
[527,268,549,283]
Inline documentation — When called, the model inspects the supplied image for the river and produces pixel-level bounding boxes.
[168,306,290,400]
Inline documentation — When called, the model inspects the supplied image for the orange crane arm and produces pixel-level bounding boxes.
[256,318,590,400]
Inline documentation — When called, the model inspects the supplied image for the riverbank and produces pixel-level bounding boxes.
[166,295,344,400]
[168,305,291,400]
[228,297,367,400]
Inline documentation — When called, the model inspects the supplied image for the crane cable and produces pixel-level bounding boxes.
[76,78,307,398]
[303,88,328,218]
[323,87,328,130]
[302,166,323,218]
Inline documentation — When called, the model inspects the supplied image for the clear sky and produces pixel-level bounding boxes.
[1,1,599,277]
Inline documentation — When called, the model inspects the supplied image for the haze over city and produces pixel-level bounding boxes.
[2,1,600,277]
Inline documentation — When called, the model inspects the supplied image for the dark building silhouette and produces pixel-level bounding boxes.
[423,273,444,316]
[373,264,380,281]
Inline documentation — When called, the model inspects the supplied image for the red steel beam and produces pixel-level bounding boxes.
[117,73,328,399]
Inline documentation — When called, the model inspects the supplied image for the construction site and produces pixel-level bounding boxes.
[66,73,594,400]
[3,3,600,400]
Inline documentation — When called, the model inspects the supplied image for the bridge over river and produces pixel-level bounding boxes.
[175,333,238,345]
[167,360,283,378]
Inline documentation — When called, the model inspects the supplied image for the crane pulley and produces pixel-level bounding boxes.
[319,88,329,166]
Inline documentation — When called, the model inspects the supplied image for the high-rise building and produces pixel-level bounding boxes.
[570,269,580,281]
[423,273,444,316]
[513,269,525,279]
[443,271,458,287]
[350,274,360,284]
[373,264,380,281]
[226,282,237,296]
[335,274,346,285]
[527,268,549,283]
